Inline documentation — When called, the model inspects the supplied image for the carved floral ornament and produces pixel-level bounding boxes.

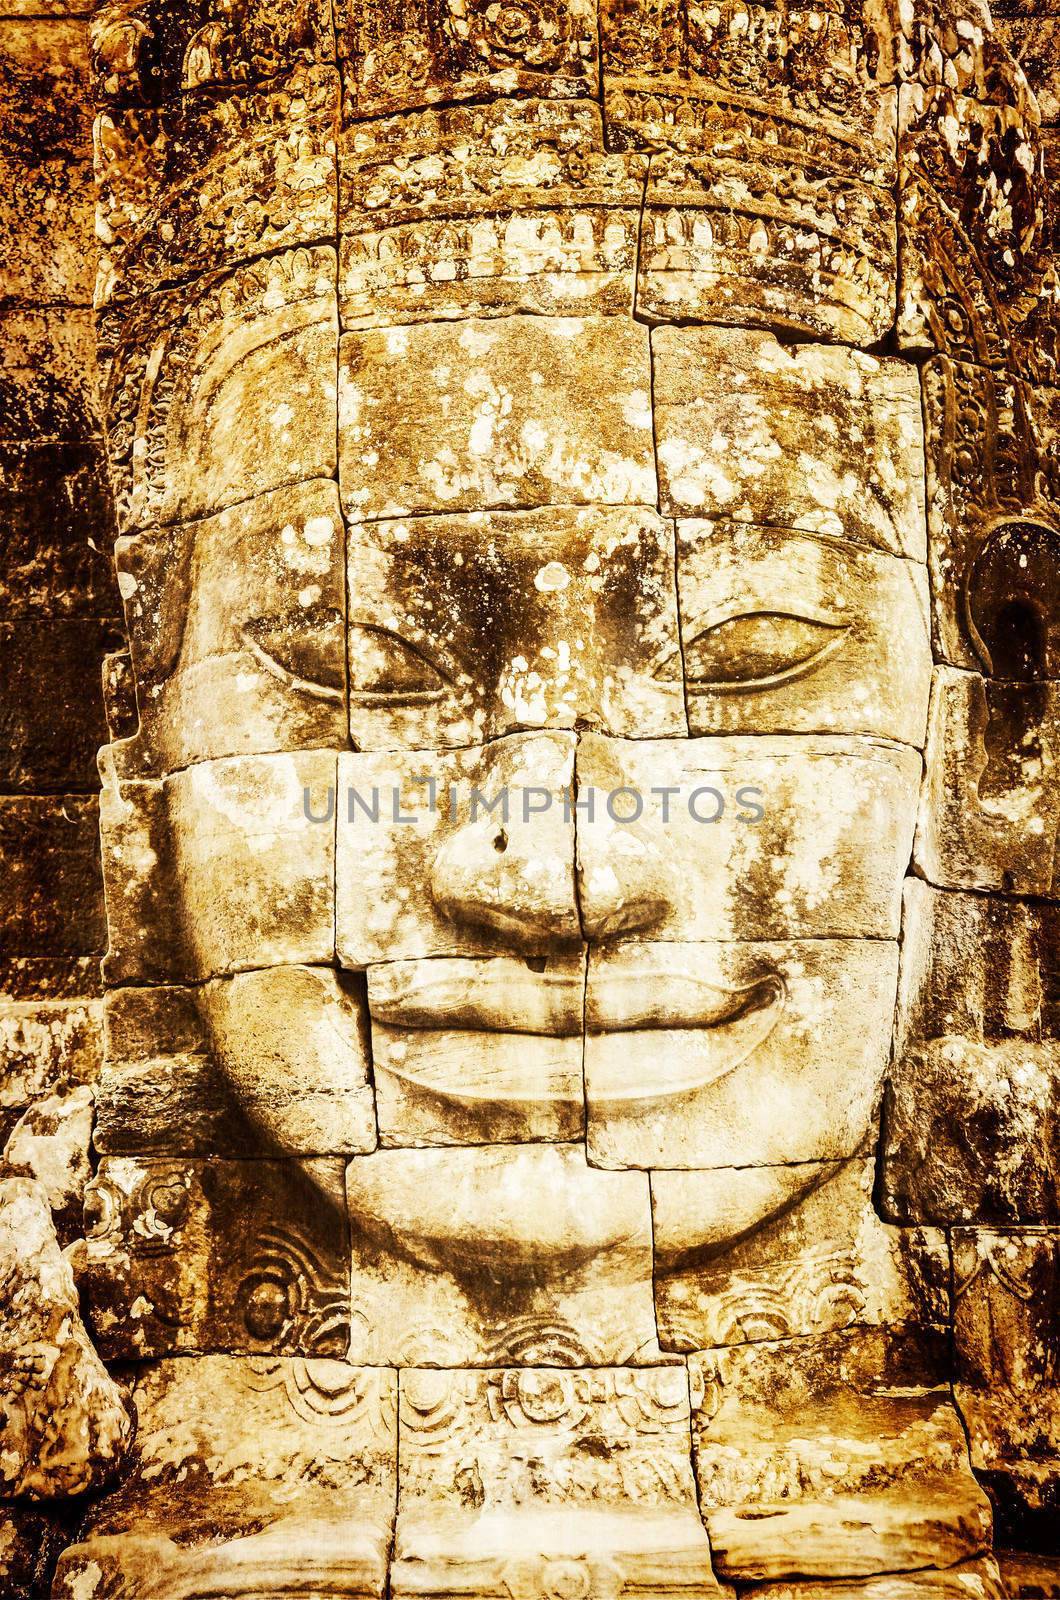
[3,0,1060,1594]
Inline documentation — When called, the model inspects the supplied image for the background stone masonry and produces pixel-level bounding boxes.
[0,0,1059,1595]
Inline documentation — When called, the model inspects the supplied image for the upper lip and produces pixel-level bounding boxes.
[368,955,785,1034]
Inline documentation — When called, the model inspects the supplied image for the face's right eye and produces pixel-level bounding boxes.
[348,624,451,703]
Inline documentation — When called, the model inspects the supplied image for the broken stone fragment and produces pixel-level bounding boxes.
[0,1175,131,1500]
[691,1344,993,1582]
[2,1084,94,1243]
[53,1356,396,1600]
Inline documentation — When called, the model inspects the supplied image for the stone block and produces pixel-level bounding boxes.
[97,246,338,533]
[336,732,578,966]
[90,0,335,106]
[80,1155,350,1357]
[0,796,105,957]
[336,0,599,119]
[653,1158,947,1351]
[599,0,896,184]
[0,309,101,441]
[339,99,644,326]
[651,328,925,559]
[742,1562,1004,1600]
[117,480,347,771]
[95,67,340,305]
[346,1144,659,1365]
[96,969,377,1156]
[915,667,1060,897]
[0,997,101,1141]
[921,359,1058,672]
[0,619,122,790]
[166,751,338,979]
[676,521,931,746]
[0,441,119,617]
[584,940,896,1170]
[0,1175,132,1499]
[338,315,656,522]
[691,1347,992,1581]
[346,506,683,750]
[575,734,920,942]
[392,1366,724,1600]
[54,1357,396,1600]
[2,1084,94,1242]
[882,881,1060,1224]
[637,154,895,346]
[369,953,585,1145]
[0,18,95,305]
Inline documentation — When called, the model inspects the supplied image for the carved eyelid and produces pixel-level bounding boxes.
[241,610,344,703]
[347,621,457,705]
[682,604,851,692]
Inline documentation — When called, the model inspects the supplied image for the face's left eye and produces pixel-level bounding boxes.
[684,610,848,690]
[242,607,345,700]
[348,624,451,703]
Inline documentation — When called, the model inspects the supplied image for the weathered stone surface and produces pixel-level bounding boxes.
[338,315,656,522]
[921,359,1059,672]
[80,1156,350,1358]
[167,751,338,978]
[346,1145,659,1365]
[0,441,119,617]
[601,0,898,348]
[369,953,585,1145]
[97,762,182,983]
[576,734,920,941]
[691,1352,993,1581]
[999,1550,1060,1598]
[2,1085,94,1242]
[0,619,123,791]
[95,67,339,306]
[90,0,334,105]
[336,0,599,119]
[0,1175,131,1499]
[915,667,1060,897]
[898,79,1057,385]
[993,5,1060,124]
[637,153,895,346]
[339,100,644,326]
[95,969,376,1155]
[392,1367,723,1600]
[676,521,931,745]
[652,329,926,559]
[54,1357,396,1600]
[337,732,577,965]
[0,1505,72,1600]
[882,882,1060,1224]
[117,480,347,770]
[0,797,105,957]
[599,0,896,174]
[0,998,101,1145]
[347,506,683,749]
[953,1229,1059,1546]
[744,1561,1005,1600]
[653,1159,946,1351]
[0,310,101,442]
[0,19,95,306]
[585,941,897,1169]
[98,246,338,533]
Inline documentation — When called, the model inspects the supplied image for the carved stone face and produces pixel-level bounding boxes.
[96,233,934,1364]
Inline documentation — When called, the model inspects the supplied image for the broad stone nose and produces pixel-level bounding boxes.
[574,733,681,942]
[429,732,581,952]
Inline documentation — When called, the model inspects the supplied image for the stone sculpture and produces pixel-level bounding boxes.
[1,0,1058,1593]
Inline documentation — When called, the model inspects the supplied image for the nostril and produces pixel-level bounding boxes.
[493,829,508,853]
[524,955,547,973]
